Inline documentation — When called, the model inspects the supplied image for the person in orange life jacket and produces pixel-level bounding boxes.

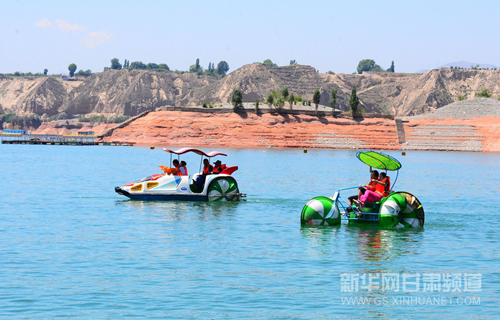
[348,169,379,206]
[202,159,213,174]
[373,172,390,197]
[171,159,188,176]
[356,172,391,207]
[213,160,226,174]
[195,159,213,189]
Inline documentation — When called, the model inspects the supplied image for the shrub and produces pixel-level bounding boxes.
[458,95,465,101]
[202,101,208,108]
[231,89,243,110]
[475,88,492,98]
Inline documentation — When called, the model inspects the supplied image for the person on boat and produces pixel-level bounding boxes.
[355,187,382,209]
[195,159,213,190]
[374,172,391,197]
[348,170,379,206]
[202,159,213,175]
[171,159,188,176]
[356,171,392,205]
[213,160,226,174]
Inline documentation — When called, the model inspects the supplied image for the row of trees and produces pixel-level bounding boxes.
[230,85,360,116]
[449,65,498,70]
[189,58,229,76]
[101,58,230,76]
[357,59,395,74]
[67,64,92,77]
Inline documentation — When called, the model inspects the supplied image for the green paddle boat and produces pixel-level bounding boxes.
[301,150,424,228]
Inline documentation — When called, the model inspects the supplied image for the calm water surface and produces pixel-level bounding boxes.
[0,144,499,319]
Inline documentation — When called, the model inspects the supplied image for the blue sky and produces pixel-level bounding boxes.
[1,0,499,75]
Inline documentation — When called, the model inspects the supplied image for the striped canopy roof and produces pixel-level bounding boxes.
[356,150,402,171]
[162,147,227,157]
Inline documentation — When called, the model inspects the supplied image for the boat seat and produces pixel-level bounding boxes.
[360,201,381,213]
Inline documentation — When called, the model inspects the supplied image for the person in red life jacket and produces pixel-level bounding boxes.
[171,159,188,176]
[212,160,226,174]
[355,172,392,208]
[195,159,213,190]
[202,159,213,175]
[373,172,391,197]
[348,170,379,206]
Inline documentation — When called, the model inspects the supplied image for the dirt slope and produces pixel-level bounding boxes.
[2,66,500,118]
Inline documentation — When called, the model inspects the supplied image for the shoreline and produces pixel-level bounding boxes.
[97,110,500,153]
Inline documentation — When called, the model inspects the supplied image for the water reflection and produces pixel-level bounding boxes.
[300,226,341,256]
[346,225,425,265]
[115,199,240,221]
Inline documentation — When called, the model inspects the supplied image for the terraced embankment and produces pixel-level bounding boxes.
[99,98,500,152]
[402,99,500,152]
[98,110,401,150]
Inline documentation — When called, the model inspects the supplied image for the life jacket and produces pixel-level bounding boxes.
[366,180,377,192]
[213,164,226,174]
[176,165,188,176]
[375,180,386,196]
[203,165,213,174]
[381,176,391,197]
[374,176,391,196]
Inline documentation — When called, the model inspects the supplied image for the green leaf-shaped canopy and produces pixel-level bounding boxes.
[356,150,402,171]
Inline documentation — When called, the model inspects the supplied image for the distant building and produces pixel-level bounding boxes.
[77,131,94,136]
[2,129,26,134]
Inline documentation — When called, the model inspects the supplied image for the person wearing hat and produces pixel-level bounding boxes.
[213,160,225,174]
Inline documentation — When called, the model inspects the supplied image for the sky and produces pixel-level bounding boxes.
[1,0,500,75]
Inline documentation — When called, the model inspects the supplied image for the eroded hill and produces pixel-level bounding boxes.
[2,65,500,119]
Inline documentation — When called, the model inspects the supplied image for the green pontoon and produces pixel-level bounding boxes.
[301,150,424,228]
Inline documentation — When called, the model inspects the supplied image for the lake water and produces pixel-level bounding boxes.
[0,144,499,319]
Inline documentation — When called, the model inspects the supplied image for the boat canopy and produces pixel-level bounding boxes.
[162,147,227,158]
[356,150,402,171]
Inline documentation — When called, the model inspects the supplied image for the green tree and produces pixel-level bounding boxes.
[255,98,260,113]
[43,68,48,75]
[217,61,229,75]
[110,58,122,70]
[263,59,276,66]
[231,88,243,110]
[281,87,289,100]
[290,59,297,65]
[357,59,385,74]
[130,61,147,69]
[147,63,159,69]
[387,60,395,72]
[330,87,337,109]
[313,89,321,112]
[76,69,92,77]
[195,58,200,71]
[475,88,492,98]
[275,96,286,109]
[267,92,274,107]
[68,63,77,77]
[123,59,130,68]
[357,59,375,74]
[349,85,359,116]
[158,63,169,70]
[288,93,295,110]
